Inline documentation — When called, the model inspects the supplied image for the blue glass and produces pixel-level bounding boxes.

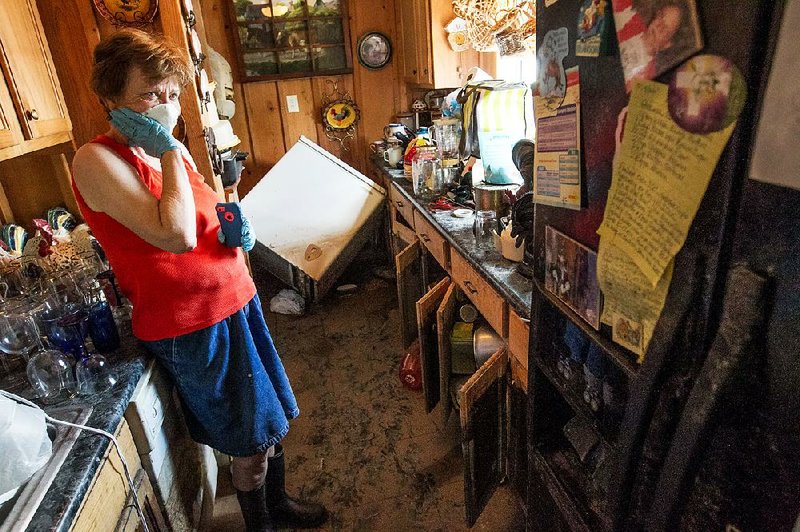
[40,308,87,358]
[88,301,120,353]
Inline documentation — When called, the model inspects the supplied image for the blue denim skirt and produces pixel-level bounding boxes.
[142,293,299,456]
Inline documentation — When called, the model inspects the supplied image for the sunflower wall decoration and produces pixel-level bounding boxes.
[320,80,361,151]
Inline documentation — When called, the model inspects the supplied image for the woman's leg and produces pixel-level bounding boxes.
[231,446,275,491]
[233,447,276,532]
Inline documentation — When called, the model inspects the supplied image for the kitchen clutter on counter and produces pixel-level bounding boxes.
[0,208,123,403]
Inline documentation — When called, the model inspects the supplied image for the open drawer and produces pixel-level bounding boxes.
[451,251,508,337]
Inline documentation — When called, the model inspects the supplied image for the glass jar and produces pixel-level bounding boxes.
[411,146,442,201]
[431,118,461,168]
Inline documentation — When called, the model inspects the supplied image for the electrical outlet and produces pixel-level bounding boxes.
[286,95,300,113]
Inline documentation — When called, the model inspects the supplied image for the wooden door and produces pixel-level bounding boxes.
[399,0,421,83]
[415,0,434,86]
[436,281,457,424]
[416,276,450,412]
[459,347,508,527]
[0,77,22,149]
[0,0,71,139]
[395,238,423,350]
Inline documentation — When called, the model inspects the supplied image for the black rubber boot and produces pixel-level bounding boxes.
[236,483,275,532]
[265,444,328,528]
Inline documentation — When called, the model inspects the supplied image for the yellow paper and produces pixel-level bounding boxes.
[597,81,735,285]
[598,238,672,360]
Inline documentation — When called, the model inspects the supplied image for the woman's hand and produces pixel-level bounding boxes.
[218,216,257,252]
[109,108,180,158]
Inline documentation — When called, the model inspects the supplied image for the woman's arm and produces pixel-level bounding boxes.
[72,143,197,253]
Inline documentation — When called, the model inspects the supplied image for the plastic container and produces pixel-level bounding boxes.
[399,340,422,391]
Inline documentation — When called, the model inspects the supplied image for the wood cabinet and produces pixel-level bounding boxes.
[398,0,483,88]
[0,0,72,160]
[70,419,143,532]
[451,250,508,338]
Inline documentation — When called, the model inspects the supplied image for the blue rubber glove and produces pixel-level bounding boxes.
[109,108,180,158]
[217,215,256,252]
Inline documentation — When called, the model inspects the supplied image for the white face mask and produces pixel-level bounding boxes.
[143,103,181,132]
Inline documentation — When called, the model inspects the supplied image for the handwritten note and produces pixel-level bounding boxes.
[597,81,735,285]
[598,239,673,359]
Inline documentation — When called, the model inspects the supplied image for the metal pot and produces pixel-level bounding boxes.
[472,182,520,218]
[473,325,504,367]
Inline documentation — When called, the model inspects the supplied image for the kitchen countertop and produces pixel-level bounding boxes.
[373,160,533,319]
[1,322,148,532]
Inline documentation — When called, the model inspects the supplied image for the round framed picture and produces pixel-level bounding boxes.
[357,32,392,70]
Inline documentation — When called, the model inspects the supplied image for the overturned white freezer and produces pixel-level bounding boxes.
[241,136,386,302]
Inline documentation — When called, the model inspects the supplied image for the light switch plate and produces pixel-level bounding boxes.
[286,94,299,113]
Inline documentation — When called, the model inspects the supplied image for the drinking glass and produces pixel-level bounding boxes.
[27,348,77,401]
[56,310,117,395]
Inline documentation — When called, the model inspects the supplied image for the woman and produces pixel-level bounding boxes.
[71,29,326,532]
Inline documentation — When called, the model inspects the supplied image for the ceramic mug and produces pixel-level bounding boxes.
[369,140,386,158]
[383,123,411,142]
[384,145,403,167]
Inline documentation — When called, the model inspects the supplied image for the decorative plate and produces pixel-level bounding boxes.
[322,101,360,130]
[356,32,392,70]
[93,0,158,26]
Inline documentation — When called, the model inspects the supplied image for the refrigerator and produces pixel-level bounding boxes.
[525,0,799,530]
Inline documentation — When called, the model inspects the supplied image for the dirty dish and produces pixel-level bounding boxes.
[452,208,473,218]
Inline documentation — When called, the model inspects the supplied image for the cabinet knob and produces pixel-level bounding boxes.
[26,109,39,121]
[412,69,417,75]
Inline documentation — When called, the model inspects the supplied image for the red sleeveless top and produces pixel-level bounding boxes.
[71,135,256,341]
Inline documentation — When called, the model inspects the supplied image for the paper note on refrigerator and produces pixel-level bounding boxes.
[597,238,673,360]
[597,81,735,285]
[533,67,582,210]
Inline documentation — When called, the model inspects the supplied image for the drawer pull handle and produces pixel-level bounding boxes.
[420,233,431,243]
[463,280,478,295]
[396,201,404,208]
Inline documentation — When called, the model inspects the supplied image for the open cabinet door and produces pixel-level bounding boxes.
[416,277,451,412]
[395,238,423,350]
[436,282,458,424]
[459,348,508,527]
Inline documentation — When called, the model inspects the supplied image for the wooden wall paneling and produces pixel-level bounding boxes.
[348,0,405,172]
[159,0,222,194]
[196,0,258,194]
[241,81,284,194]
[0,179,14,223]
[35,0,104,149]
[310,75,362,171]
[276,78,318,149]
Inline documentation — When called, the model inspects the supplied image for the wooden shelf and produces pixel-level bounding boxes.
[530,449,593,532]
[533,278,639,379]
[533,356,618,450]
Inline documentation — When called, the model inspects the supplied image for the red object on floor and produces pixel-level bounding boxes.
[399,340,422,391]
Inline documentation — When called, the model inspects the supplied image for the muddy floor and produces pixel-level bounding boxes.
[210,251,526,531]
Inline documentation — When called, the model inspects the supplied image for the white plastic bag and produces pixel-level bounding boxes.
[0,395,52,503]
[269,289,306,316]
